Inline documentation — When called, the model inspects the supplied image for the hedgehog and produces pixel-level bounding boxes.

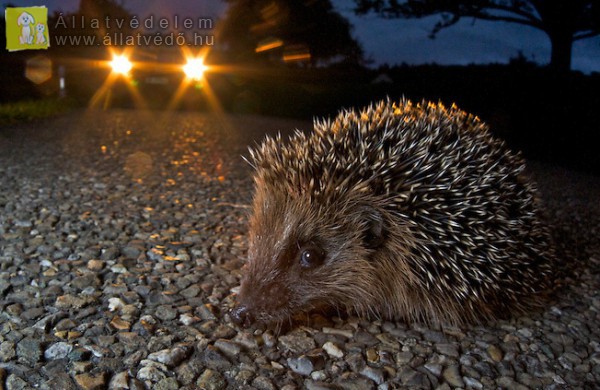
[230,99,556,328]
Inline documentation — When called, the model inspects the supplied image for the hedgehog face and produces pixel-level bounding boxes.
[231,188,386,327]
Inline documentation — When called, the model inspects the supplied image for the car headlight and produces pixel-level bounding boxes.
[183,58,206,81]
[110,54,132,75]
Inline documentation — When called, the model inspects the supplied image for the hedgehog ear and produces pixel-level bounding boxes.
[360,205,385,249]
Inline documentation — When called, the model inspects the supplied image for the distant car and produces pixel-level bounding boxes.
[109,47,207,109]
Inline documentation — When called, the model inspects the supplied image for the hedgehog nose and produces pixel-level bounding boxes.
[230,304,254,328]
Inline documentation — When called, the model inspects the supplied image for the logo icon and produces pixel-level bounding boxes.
[5,6,50,51]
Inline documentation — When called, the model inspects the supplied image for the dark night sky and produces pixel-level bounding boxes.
[18,0,600,73]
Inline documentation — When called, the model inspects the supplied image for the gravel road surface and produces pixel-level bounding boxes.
[0,110,599,389]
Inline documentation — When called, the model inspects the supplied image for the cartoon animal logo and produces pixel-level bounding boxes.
[35,23,47,45]
[5,6,50,51]
[17,11,35,45]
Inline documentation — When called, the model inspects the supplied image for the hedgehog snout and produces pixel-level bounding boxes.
[231,278,292,326]
[230,304,254,328]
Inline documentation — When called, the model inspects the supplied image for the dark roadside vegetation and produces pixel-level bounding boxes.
[2,51,599,175]
[0,98,72,127]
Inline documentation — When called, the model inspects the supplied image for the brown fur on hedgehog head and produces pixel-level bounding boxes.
[235,178,418,327]
[230,99,555,328]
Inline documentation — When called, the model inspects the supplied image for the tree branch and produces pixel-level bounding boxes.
[355,1,598,40]
[574,30,600,40]
[483,3,538,20]
[463,11,543,29]
[376,1,546,33]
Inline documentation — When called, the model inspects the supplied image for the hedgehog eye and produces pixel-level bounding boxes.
[299,246,325,268]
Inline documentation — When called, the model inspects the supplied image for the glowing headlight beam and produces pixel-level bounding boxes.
[110,54,132,75]
[183,58,206,81]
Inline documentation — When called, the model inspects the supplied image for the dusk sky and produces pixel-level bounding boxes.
[15,0,600,73]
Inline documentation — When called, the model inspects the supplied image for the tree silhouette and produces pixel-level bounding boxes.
[219,0,364,66]
[355,0,600,72]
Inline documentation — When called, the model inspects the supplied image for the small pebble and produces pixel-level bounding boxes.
[74,372,107,390]
[288,356,314,376]
[442,365,464,387]
[323,341,344,358]
[487,344,503,362]
[44,342,73,360]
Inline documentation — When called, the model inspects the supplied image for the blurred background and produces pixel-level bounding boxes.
[1,0,599,173]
